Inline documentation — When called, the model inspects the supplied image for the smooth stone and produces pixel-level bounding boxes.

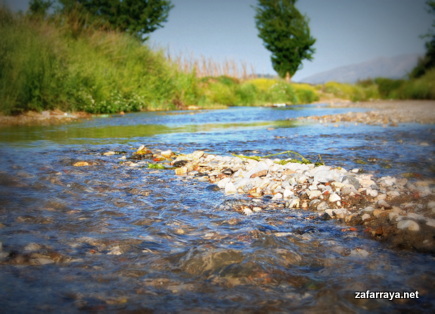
[225,182,237,195]
[377,199,391,209]
[272,193,283,200]
[287,198,300,209]
[342,176,361,189]
[361,213,371,221]
[316,201,329,211]
[307,190,322,199]
[397,220,420,232]
[242,207,254,215]
[217,177,231,189]
[328,192,341,202]
[350,248,369,258]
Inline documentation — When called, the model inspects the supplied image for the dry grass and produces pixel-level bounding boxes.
[167,51,257,79]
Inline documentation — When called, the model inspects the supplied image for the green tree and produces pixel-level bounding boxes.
[28,0,53,18]
[254,0,315,80]
[410,0,435,78]
[58,0,173,41]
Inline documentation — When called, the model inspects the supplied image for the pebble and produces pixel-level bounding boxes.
[328,193,341,202]
[361,213,371,221]
[117,148,435,252]
[397,220,420,232]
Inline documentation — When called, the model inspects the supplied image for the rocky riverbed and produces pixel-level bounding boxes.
[297,100,435,126]
[111,146,435,253]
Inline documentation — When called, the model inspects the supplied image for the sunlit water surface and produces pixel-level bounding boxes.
[0,105,434,312]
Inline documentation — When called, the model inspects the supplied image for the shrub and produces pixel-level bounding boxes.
[246,78,277,91]
[373,78,405,99]
[234,83,259,106]
[291,83,319,103]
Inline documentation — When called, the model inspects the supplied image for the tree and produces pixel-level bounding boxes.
[58,0,173,41]
[254,0,315,80]
[410,0,435,78]
[28,0,54,18]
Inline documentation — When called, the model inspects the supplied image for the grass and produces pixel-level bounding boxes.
[0,5,433,116]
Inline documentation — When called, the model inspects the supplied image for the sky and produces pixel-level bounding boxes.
[4,0,433,81]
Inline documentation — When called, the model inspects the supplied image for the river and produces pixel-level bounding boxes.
[0,104,434,312]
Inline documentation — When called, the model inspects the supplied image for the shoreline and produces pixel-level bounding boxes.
[303,100,435,125]
[0,110,92,127]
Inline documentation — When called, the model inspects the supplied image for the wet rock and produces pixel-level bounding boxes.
[73,161,90,167]
[222,168,234,176]
[173,160,188,168]
[350,248,369,258]
[286,198,300,209]
[175,167,188,176]
[225,182,237,195]
[397,220,420,232]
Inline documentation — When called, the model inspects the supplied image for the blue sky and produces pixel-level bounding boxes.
[5,0,433,81]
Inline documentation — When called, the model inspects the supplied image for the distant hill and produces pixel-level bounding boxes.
[301,54,421,84]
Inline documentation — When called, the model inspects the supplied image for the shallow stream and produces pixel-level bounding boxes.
[0,105,434,312]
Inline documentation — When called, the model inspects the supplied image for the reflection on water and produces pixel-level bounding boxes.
[0,105,434,312]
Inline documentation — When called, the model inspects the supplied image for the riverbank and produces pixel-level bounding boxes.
[109,147,435,253]
[0,110,91,127]
[298,100,435,126]
[2,100,435,128]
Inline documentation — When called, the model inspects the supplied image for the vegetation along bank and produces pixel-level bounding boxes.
[1,3,434,117]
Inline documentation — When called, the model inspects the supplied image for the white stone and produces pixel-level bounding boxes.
[224,182,237,195]
[341,185,357,196]
[367,188,378,197]
[362,213,371,221]
[426,218,435,228]
[283,188,294,199]
[272,193,283,200]
[380,176,396,187]
[350,248,369,258]
[331,181,344,189]
[252,207,262,212]
[377,199,391,209]
[217,177,231,189]
[108,246,123,255]
[287,198,300,209]
[297,175,308,184]
[363,206,375,212]
[316,201,329,211]
[407,213,426,221]
[329,192,341,202]
[397,220,420,232]
[387,190,400,198]
[242,207,254,216]
[307,190,322,199]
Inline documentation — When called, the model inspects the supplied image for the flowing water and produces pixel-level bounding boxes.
[0,105,434,313]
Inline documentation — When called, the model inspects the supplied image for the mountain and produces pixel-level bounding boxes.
[300,54,421,84]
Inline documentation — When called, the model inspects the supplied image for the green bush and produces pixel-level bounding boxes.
[373,78,404,99]
[292,83,319,103]
[397,69,435,99]
[235,83,259,106]
[322,81,376,102]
